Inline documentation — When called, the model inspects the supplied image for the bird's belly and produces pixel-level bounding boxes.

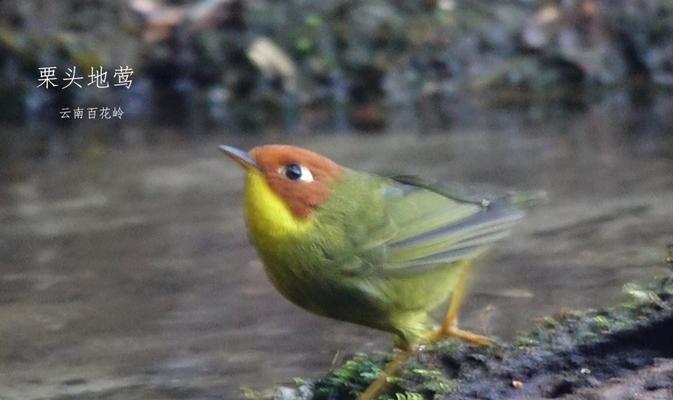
[260,255,463,335]
[261,258,385,323]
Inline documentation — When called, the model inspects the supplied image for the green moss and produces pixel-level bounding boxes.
[542,316,559,328]
[590,315,611,332]
[308,349,457,400]
[240,386,268,399]
[392,365,456,398]
[514,335,538,348]
[311,353,383,399]
[433,340,466,355]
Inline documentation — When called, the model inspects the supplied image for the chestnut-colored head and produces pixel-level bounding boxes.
[221,144,343,218]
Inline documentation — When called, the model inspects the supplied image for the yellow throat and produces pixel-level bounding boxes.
[243,170,314,249]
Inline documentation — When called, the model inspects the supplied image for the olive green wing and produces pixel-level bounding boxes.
[354,175,524,276]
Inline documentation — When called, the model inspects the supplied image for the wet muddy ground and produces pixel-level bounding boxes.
[1,125,672,399]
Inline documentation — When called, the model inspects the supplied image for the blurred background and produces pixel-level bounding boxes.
[1,0,673,399]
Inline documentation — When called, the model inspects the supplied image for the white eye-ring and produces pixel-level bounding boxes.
[279,163,314,182]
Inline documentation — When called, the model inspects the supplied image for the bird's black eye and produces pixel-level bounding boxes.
[285,164,303,180]
[278,163,314,182]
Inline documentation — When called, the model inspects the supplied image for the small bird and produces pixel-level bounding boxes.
[220,144,524,397]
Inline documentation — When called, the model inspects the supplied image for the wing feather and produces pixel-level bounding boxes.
[355,176,523,276]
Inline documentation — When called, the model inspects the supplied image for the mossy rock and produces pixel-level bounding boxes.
[250,273,673,400]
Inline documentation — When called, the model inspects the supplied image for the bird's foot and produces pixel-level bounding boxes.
[356,328,493,400]
[432,325,496,347]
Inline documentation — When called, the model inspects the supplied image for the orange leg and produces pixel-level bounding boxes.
[432,261,495,346]
[358,263,493,399]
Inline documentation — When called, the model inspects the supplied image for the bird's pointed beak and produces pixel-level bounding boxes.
[219,145,259,171]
